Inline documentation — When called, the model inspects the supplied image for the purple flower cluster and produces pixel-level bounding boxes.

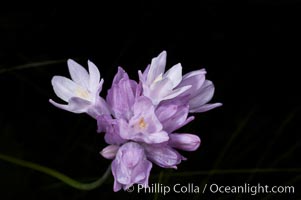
[50,51,221,191]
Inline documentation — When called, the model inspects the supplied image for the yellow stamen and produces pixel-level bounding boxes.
[138,117,147,129]
[75,87,90,99]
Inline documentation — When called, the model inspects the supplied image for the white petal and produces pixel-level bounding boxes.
[169,133,201,151]
[177,69,206,97]
[142,64,150,80]
[49,99,71,111]
[162,85,191,101]
[189,80,215,108]
[67,59,89,88]
[190,103,222,113]
[51,76,78,102]
[182,68,206,80]
[144,131,169,144]
[67,97,91,111]
[149,78,173,105]
[100,145,119,159]
[163,63,182,87]
[69,98,90,112]
[49,97,91,113]
[95,78,104,97]
[88,60,101,92]
[147,51,167,85]
[138,70,145,82]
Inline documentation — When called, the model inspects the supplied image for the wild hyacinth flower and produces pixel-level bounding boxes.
[50,51,221,192]
[98,67,139,145]
[118,96,169,144]
[49,59,110,118]
[99,98,199,190]
[138,51,191,105]
[98,66,202,191]
[144,99,201,168]
[111,142,152,191]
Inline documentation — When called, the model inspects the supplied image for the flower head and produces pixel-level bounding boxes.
[50,51,221,192]
[97,62,205,191]
[49,59,110,118]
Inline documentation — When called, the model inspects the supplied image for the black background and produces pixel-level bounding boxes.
[0,1,300,199]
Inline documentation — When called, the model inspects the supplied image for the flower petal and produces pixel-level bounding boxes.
[95,78,104,98]
[169,133,201,151]
[107,73,137,120]
[142,131,169,144]
[189,80,215,109]
[163,63,182,87]
[51,76,78,102]
[112,67,129,85]
[49,99,70,111]
[177,69,206,97]
[49,97,91,113]
[141,64,150,81]
[190,103,223,113]
[100,145,120,159]
[112,142,152,191]
[88,60,101,92]
[67,59,89,88]
[182,68,206,80]
[132,96,154,116]
[155,103,178,123]
[160,104,193,133]
[113,180,122,192]
[147,51,167,85]
[87,96,110,118]
[162,85,191,101]
[97,115,126,145]
[144,145,183,169]
[147,77,173,105]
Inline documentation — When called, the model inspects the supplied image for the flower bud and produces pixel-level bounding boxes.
[100,145,119,159]
[169,133,201,151]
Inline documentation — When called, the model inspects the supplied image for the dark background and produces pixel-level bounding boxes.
[0,1,300,199]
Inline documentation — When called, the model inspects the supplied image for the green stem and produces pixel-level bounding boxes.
[0,153,111,190]
[1,153,300,191]
[0,59,67,74]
